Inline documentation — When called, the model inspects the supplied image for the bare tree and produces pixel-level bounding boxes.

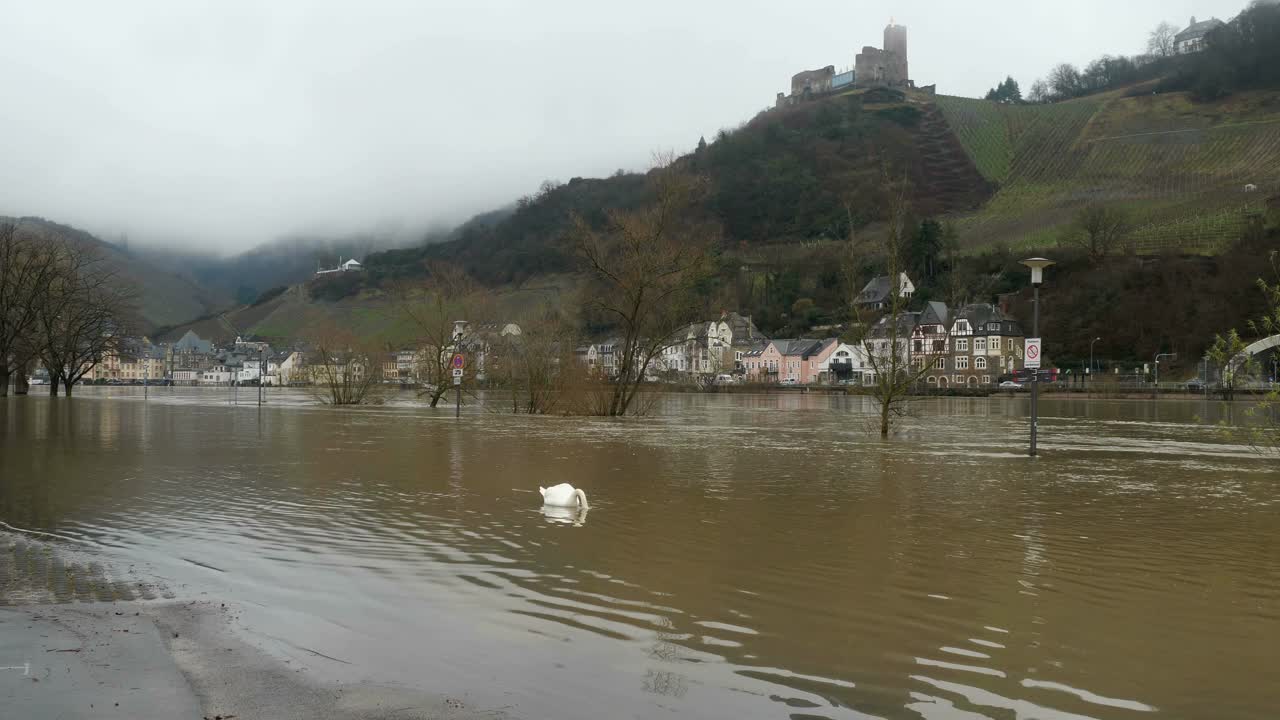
[306,320,385,405]
[496,308,578,414]
[394,262,493,407]
[33,239,137,396]
[1062,205,1132,265]
[570,156,718,416]
[845,180,949,438]
[1047,63,1083,100]
[0,223,65,395]
[1027,79,1051,104]
[1147,21,1179,58]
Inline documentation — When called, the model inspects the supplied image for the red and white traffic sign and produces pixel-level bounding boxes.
[1024,338,1042,369]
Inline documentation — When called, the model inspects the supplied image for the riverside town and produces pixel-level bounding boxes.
[3,3,1280,720]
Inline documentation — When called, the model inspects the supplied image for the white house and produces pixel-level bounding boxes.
[315,257,365,275]
[277,352,307,385]
[1174,16,1224,54]
[856,273,916,310]
[818,342,862,383]
[200,368,234,384]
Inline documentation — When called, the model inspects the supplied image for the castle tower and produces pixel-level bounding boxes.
[883,20,909,86]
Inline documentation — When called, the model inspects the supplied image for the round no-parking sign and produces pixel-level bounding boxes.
[1025,338,1042,369]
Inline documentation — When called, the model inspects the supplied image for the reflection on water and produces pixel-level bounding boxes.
[541,504,589,526]
[2,388,1278,720]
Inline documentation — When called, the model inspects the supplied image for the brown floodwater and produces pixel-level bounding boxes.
[1,388,1277,719]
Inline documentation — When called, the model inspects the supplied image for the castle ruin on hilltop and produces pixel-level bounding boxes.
[776,20,928,109]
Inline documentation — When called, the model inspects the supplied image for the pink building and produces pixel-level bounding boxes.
[745,339,841,384]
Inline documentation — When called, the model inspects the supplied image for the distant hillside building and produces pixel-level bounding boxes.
[792,66,836,97]
[1174,16,1224,54]
[316,258,363,275]
[776,19,911,109]
[855,21,910,89]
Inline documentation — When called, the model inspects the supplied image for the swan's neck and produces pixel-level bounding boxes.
[575,488,589,510]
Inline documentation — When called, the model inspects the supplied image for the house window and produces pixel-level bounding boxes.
[934,357,947,370]
[974,338,987,352]
[956,356,969,370]
[956,338,969,352]
[988,323,1000,331]
[990,337,1001,351]
[913,340,923,353]
[982,375,992,385]
[927,376,937,385]
[932,340,946,352]
[914,357,925,369]
[975,357,987,370]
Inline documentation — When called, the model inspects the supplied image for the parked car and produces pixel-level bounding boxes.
[714,374,736,385]
[1185,379,1207,392]
[998,381,1024,390]
[779,378,800,387]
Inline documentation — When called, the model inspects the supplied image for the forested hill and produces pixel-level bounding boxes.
[2,216,225,330]
[366,87,992,287]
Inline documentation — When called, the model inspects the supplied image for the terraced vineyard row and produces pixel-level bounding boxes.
[934,91,1280,255]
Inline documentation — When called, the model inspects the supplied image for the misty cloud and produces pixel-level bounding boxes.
[0,0,1246,252]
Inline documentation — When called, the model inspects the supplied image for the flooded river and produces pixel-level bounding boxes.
[1,389,1277,719]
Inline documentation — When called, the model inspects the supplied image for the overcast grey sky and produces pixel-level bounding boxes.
[0,0,1247,253]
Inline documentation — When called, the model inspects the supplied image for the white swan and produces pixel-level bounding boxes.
[539,483,589,509]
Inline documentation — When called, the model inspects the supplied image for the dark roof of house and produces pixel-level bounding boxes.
[857,276,894,304]
[1175,17,1224,42]
[772,338,829,359]
[723,312,764,343]
[953,304,1023,336]
[173,330,213,353]
[919,301,949,327]
[869,311,920,339]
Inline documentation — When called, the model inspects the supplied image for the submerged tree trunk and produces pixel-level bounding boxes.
[0,368,9,397]
[49,377,60,396]
[63,377,74,396]
[880,402,891,438]
[429,384,447,408]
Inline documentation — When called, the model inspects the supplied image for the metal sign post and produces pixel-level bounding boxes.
[452,354,465,418]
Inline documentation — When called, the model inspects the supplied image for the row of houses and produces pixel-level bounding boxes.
[571,294,1030,389]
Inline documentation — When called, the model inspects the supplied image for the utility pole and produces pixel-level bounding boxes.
[1020,258,1054,458]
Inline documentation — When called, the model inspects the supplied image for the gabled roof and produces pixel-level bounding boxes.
[772,338,829,359]
[856,273,914,305]
[952,303,1023,336]
[919,301,949,327]
[1175,16,1224,42]
[173,330,213,354]
[868,311,920,339]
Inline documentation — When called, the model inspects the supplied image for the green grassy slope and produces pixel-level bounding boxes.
[936,90,1280,253]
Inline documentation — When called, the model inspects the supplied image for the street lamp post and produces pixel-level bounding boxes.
[1089,337,1102,378]
[1020,257,1054,458]
[1154,352,1177,395]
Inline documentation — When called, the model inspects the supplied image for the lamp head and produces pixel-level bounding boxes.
[1020,257,1055,287]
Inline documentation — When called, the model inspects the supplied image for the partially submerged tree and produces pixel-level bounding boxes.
[393,262,494,408]
[0,223,66,395]
[570,156,718,416]
[497,308,579,415]
[306,320,385,405]
[1207,329,1256,401]
[845,178,949,438]
[1062,205,1132,265]
[31,237,137,396]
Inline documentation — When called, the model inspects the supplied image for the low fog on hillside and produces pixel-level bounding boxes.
[0,0,1244,252]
